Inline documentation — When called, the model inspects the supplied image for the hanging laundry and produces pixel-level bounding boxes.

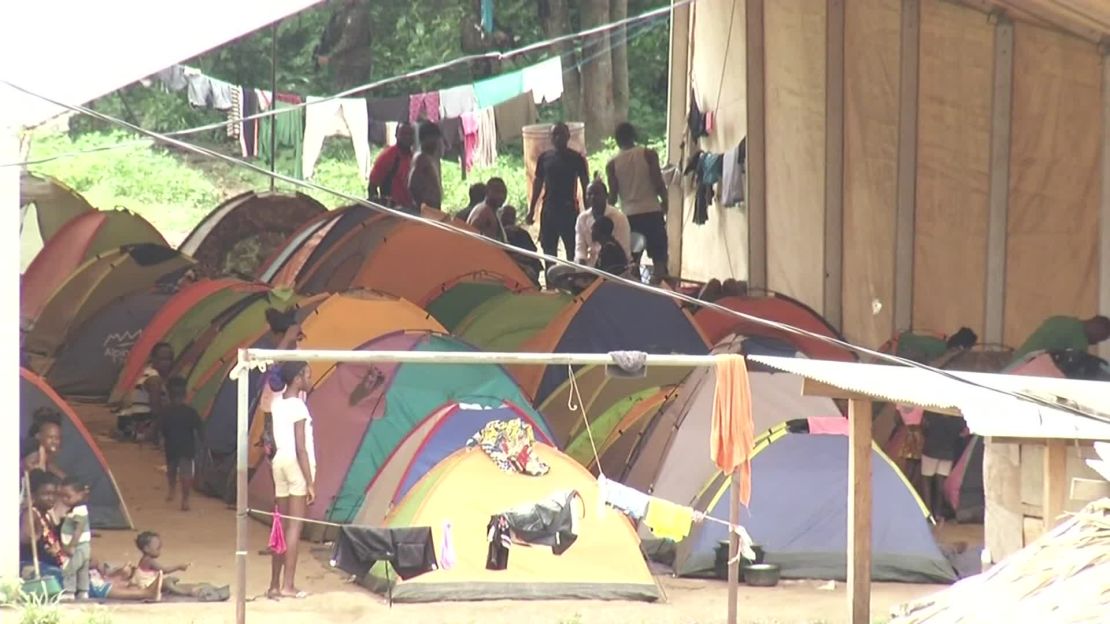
[493,90,537,144]
[240,88,258,158]
[598,475,650,520]
[466,419,550,475]
[226,86,243,139]
[485,515,511,571]
[256,101,305,179]
[155,66,188,92]
[461,112,480,172]
[366,95,409,124]
[302,96,372,181]
[368,121,389,147]
[268,508,286,555]
[643,497,694,541]
[686,150,723,225]
[522,57,563,104]
[687,92,708,139]
[474,107,498,170]
[330,526,437,580]
[409,91,441,123]
[720,138,746,206]
[186,73,235,110]
[438,84,478,119]
[710,354,754,506]
[704,110,716,134]
[498,490,582,557]
[275,92,301,105]
[439,522,456,571]
[440,116,464,163]
[474,70,524,108]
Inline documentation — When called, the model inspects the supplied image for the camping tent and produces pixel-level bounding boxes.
[256,206,347,285]
[512,280,710,403]
[295,214,533,305]
[22,209,166,319]
[22,244,195,361]
[593,387,678,477]
[363,444,661,602]
[179,191,326,279]
[109,278,267,403]
[675,426,956,584]
[423,275,518,331]
[564,385,677,467]
[267,204,380,285]
[20,368,132,529]
[20,172,95,272]
[248,330,547,523]
[351,402,553,527]
[692,294,855,361]
[453,290,573,352]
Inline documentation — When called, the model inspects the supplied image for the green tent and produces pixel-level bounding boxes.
[564,386,665,465]
[424,280,511,330]
[454,290,572,351]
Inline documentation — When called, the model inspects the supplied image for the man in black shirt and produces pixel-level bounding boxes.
[160,377,202,511]
[920,411,967,520]
[526,123,589,271]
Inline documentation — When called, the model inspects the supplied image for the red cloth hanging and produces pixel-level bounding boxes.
[269,508,287,554]
[710,354,754,506]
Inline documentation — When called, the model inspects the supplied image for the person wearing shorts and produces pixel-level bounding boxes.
[160,377,201,511]
[268,361,316,600]
[921,411,967,520]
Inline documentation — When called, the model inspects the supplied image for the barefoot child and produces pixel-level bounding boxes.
[59,477,92,601]
[160,377,201,511]
[134,531,228,601]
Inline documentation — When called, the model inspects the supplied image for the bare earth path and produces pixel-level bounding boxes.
[66,404,942,623]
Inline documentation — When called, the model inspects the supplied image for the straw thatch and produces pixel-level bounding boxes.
[891,498,1110,624]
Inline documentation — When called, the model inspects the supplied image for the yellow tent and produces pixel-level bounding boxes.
[365,444,660,602]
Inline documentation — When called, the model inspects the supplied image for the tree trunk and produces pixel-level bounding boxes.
[580,0,614,150]
[610,0,629,124]
[539,0,582,123]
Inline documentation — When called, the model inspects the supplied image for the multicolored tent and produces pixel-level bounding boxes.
[23,245,195,362]
[110,278,268,404]
[20,172,95,272]
[592,387,677,477]
[248,331,546,523]
[22,209,166,319]
[255,206,349,285]
[453,290,573,352]
[512,280,710,403]
[21,368,132,529]
[364,444,661,602]
[692,294,855,361]
[564,384,677,467]
[675,426,955,584]
[179,191,326,279]
[295,214,533,306]
[424,275,518,331]
[351,402,552,527]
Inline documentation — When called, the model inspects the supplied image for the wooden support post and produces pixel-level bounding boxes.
[847,399,873,624]
[824,0,845,330]
[746,0,767,290]
[665,0,692,277]
[984,16,1014,344]
[235,352,249,624]
[1042,439,1067,531]
[893,0,920,333]
[1100,48,1110,359]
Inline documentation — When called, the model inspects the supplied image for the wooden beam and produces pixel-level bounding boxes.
[984,16,1014,344]
[746,0,768,290]
[847,399,873,624]
[665,0,692,278]
[1042,438,1068,531]
[1100,48,1110,360]
[824,0,846,330]
[894,0,920,334]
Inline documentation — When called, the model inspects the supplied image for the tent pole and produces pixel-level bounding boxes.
[235,348,249,624]
[269,21,278,192]
[847,399,872,624]
[243,348,716,368]
[726,469,740,624]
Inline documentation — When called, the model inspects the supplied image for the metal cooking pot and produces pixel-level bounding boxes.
[741,563,781,587]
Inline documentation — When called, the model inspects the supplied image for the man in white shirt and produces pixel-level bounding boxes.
[575,178,631,268]
[268,361,315,600]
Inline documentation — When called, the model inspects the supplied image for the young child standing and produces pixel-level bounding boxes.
[160,377,202,511]
[59,477,92,601]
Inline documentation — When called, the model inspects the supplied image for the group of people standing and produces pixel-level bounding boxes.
[366,120,671,284]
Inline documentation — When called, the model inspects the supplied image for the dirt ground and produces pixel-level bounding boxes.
[55,404,965,624]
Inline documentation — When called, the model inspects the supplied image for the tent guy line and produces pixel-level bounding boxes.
[1,0,685,168]
[10,80,1109,427]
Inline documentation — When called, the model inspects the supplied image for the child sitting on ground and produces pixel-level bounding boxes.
[59,477,92,601]
[160,377,202,511]
[134,531,229,601]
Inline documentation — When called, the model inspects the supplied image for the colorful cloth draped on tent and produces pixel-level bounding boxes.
[467,419,550,476]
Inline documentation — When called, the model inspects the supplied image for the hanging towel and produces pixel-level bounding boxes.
[330,526,437,580]
[268,509,287,554]
[474,107,498,170]
[439,522,456,570]
[366,96,409,123]
[461,111,480,173]
[226,86,242,139]
[493,91,537,143]
[474,70,524,108]
[807,416,850,436]
[302,96,372,181]
[643,497,694,541]
[522,57,563,104]
[720,139,746,206]
[155,66,189,92]
[257,101,304,179]
[598,475,649,520]
[438,84,478,118]
[710,354,755,507]
[240,87,258,158]
[409,91,441,123]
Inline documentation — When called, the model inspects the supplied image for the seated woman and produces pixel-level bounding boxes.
[21,408,65,478]
[20,469,67,585]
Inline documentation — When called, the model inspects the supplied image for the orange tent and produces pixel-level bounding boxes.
[693,294,855,361]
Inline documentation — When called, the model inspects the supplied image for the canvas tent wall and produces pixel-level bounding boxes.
[671,0,1109,355]
[693,294,855,361]
[256,206,346,285]
[20,369,131,529]
[22,209,165,321]
[20,172,94,272]
[23,244,195,361]
[453,290,573,352]
[675,426,955,583]
[248,331,547,523]
[365,444,661,602]
[179,191,326,279]
[424,275,519,331]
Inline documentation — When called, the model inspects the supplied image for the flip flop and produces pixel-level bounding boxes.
[280,590,308,599]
